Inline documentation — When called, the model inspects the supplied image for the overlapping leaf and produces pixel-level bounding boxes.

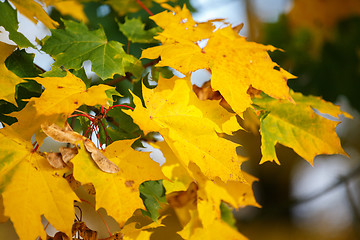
[119,17,161,43]
[0,42,25,105]
[253,92,350,165]
[0,1,33,48]
[10,71,118,142]
[128,76,245,182]
[45,0,88,23]
[72,140,165,226]
[10,0,58,29]
[0,128,78,240]
[42,20,142,79]
[142,5,295,115]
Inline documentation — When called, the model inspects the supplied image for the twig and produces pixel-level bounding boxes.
[136,0,154,16]
[291,164,360,206]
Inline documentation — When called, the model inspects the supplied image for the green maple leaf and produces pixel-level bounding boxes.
[139,180,167,221]
[0,1,33,48]
[253,92,351,165]
[119,17,161,43]
[42,20,142,79]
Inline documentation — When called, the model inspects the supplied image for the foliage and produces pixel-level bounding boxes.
[0,0,351,239]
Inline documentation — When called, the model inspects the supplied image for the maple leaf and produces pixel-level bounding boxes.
[71,140,165,226]
[155,140,258,220]
[0,128,79,240]
[119,17,161,43]
[9,0,58,29]
[142,5,295,115]
[30,71,116,115]
[128,76,245,182]
[179,215,247,240]
[0,1,33,48]
[0,42,25,106]
[42,20,142,79]
[253,92,350,165]
[9,71,118,143]
[45,0,88,23]
[150,4,215,43]
[139,180,167,221]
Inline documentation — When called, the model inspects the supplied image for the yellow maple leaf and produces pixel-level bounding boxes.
[128,76,245,182]
[72,140,165,226]
[0,42,25,106]
[150,4,215,43]
[45,0,88,23]
[9,72,117,143]
[155,140,259,222]
[0,128,79,240]
[180,216,247,240]
[189,91,242,135]
[31,71,115,116]
[10,0,58,29]
[142,6,295,115]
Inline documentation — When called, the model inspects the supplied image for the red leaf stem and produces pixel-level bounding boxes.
[136,0,153,16]
[106,104,134,113]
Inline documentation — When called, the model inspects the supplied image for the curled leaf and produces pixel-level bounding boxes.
[46,147,78,169]
[59,146,78,163]
[41,122,119,173]
[41,123,82,143]
[83,138,119,174]
[46,152,66,169]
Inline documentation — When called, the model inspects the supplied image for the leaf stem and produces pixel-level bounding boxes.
[98,119,113,146]
[106,104,134,112]
[136,0,154,16]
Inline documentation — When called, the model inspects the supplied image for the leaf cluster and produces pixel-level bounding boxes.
[0,1,351,240]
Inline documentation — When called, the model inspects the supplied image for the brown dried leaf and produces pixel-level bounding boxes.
[83,138,119,173]
[41,123,82,144]
[46,152,67,169]
[72,221,98,240]
[59,146,78,163]
[47,232,70,240]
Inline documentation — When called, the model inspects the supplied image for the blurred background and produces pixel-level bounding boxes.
[1,0,360,239]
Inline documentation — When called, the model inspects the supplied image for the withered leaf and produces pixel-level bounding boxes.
[83,138,119,174]
[41,123,82,143]
[41,122,119,173]
[47,232,70,240]
[72,222,98,240]
[59,146,78,163]
[46,152,67,169]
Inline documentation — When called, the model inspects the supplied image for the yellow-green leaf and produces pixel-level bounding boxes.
[253,93,350,165]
